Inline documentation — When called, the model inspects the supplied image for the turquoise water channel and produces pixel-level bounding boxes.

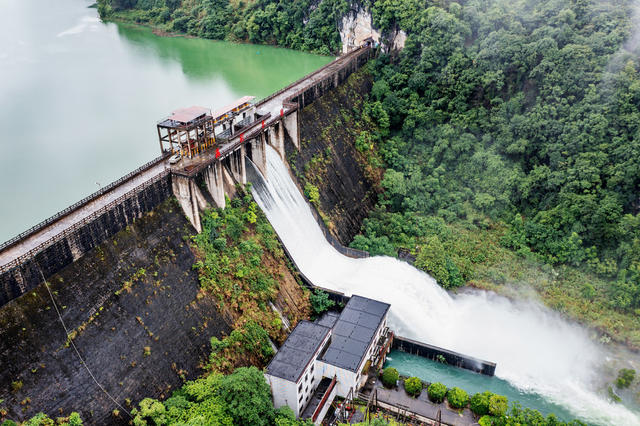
[384,350,575,421]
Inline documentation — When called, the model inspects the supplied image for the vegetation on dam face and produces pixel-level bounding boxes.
[191,188,311,373]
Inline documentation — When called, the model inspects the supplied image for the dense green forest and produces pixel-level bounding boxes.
[97,0,349,54]
[358,0,640,290]
[348,0,640,340]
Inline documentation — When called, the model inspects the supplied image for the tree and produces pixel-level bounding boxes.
[217,367,275,426]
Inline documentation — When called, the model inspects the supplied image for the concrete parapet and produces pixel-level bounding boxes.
[393,336,497,376]
[0,174,171,307]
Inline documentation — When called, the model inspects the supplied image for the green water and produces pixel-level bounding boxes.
[0,0,332,243]
[385,350,575,421]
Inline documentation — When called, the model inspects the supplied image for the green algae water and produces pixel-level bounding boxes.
[0,0,332,243]
[384,350,575,421]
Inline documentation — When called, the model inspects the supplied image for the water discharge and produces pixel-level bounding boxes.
[249,145,640,425]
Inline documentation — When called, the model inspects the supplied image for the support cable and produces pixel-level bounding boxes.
[39,269,132,419]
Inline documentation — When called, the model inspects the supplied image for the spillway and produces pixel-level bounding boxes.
[249,145,640,425]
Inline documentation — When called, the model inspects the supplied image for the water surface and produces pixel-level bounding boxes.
[0,0,331,242]
[385,350,573,420]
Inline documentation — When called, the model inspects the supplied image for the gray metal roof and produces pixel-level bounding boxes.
[320,295,390,372]
[265,321,330,382]
[315,311,340,329]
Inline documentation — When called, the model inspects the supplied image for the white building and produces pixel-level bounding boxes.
[264,295,392,424]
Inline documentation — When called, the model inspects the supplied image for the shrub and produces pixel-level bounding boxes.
[616,368,636,388]
[447,387,469,409]
[309,289,335,316]
[427,382,447,403]
[470,391,492,416]
[404,377,423,396]
[478,415,493,426]
[381,367,399,388]
[489,394,508,417]
[304,182,320,205]
[10,381,22,393]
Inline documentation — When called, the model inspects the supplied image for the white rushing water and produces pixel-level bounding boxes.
[249,145,640,425]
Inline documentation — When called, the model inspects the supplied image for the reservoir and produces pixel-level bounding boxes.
[0,0,331,243]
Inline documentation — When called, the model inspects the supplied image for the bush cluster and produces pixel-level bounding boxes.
[403,377,423,396]
[447,386,469,409]
[381,367,399,388]
[615,368,636,388]
[427,382,447,403]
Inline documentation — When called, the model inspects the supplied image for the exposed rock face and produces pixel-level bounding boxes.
[339,2,406,53]
[340,5,381,53]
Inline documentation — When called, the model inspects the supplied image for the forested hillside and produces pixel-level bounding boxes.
[97,0,349,54]
[349,0,640,324]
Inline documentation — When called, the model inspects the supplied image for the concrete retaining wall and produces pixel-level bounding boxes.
[0,173,172,306]
[288,48,372,109]
[393,336,496,376]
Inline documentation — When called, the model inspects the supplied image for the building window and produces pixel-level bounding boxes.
[305,373,308,382]
[298,383,303,393]
[311,376,315,384]
[299,394,303,403]
[310,364,314,374]
[305,386,309,394]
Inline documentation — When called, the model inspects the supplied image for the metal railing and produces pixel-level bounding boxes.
[0,170,170,273]
[312,376,337,423]
[255,45,371,109]
[285,47,373,109]
[0,155,169,254]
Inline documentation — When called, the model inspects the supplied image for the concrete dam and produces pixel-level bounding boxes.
[0,46,374,308]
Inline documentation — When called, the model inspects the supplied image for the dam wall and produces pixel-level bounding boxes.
[0,170,172,306]
[0,199,232,424]
[290,65,381,245]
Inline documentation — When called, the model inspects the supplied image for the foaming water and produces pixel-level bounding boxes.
[249,146,640,425]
